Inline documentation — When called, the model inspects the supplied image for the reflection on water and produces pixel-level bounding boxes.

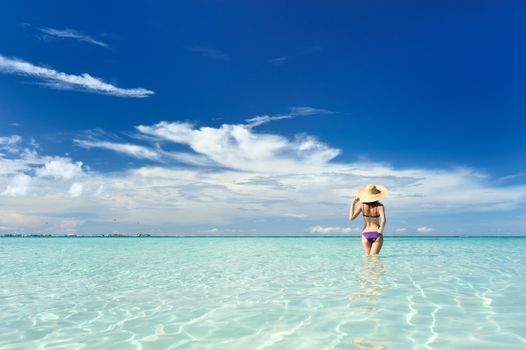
[353,336,388,350]
[0,238,524,348]
[348,255,391,349]
[348,255,388,303]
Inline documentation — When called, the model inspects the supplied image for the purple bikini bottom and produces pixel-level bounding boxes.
[362,231,382,243]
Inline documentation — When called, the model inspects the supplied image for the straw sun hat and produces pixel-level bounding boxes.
[356,184,388,203]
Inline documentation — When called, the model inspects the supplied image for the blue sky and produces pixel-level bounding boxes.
[0,1,525,235]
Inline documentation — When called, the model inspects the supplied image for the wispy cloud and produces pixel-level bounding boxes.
[307,226,359,234]
[289,106,334,116]
[74,138,215,166]
[0,135,22,153]
[75,139,160,160]
[270,57,288,66]
[188,46,229,60]
[497,173,526,183]
[416,226,433,233]
[0,135,22,144]
[0,54,154,98]
[136,120,340,173]
[2,174,31,196]
[245,115,294,127]
[245,106,333,127]
[37,27,109,48]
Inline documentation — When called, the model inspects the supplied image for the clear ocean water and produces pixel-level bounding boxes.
[0,237,525,350]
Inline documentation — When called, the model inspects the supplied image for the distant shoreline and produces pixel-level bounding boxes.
[1,235,525,238]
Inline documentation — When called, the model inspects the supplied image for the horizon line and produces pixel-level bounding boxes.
[1,234,525,238]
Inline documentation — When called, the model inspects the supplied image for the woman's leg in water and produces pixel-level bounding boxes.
[369,235,384,255]
[361,235,372,255]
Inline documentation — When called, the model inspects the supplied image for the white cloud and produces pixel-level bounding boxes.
[1,116,526,234]
[38,27,108,48]
[68,182,84,197]
[498,173,526,183]
[0,158,31,176]
[0,54,154,98]
[395,228,407,232]
[307,225,359,234]
[75,139,160,160]
[74,138,217,166]
[0,135,22,147]
[288,106,333,116]
[281,213,307,218]
[245,115,294,127]
[0,210,43,227]
[2,174,31,196]
[0,135,22,154]
[36,158,84,180]
[59,218,84,230]
[416,226,433,233]
[136,121,340,173]
[245,106,331,127]
[163,151,218,167]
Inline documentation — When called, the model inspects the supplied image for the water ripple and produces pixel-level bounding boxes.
[0,237,525,349]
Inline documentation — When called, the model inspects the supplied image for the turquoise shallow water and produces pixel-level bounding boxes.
[0,237,525,350]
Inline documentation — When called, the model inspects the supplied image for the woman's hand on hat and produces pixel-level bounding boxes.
[352,196,360,204]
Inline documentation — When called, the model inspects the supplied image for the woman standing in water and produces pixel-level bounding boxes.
[349,184,388,255]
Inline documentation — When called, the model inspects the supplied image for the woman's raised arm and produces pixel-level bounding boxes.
[349,197,362,221]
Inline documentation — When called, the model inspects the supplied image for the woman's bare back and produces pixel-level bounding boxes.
[362,202,383,232]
